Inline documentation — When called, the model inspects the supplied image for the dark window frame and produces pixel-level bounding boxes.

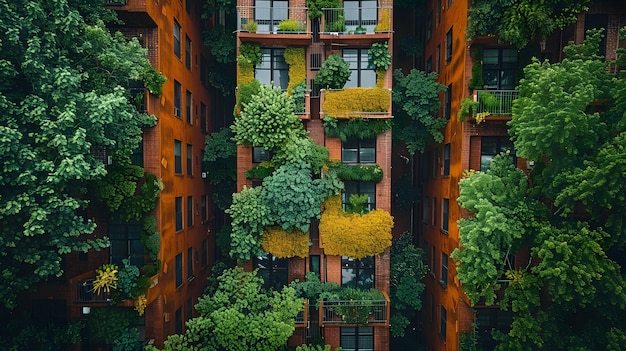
[174,80,182,117]
[443,143,450,175]
[174,20,181,59]
[341,256,375,290]
[185,35,192,69]
[175,253,183,287]
[175,196,183,231]
[342,47,377,88]
[174,139,182,174]
[186,143,193,175]
[255,253,288,291]
[341,138,376,164]
[442,198,449,233]
[445,27,453,62]
[342,181,376,213]
[187,196,193,228]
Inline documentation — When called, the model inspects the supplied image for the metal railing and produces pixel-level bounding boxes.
[73,276,112,303]
[237,6,308,34]
[295,300,309,326]
[320,298,388,325]
[321,7,392,34]
[104,0,127,5]
[474,90,518,117]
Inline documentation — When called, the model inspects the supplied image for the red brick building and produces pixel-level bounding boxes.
[235,0,394,350]
[419,0,626,350]
[17,0,216,348]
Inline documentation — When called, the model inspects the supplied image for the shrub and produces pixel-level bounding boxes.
[315,54,350,89]
[323,117,392,141]
[327,162,384,183]
[459,97,479,121]
[261,227,310,258]
[284,47,306,94]
[278,19,305,32]
[369,41,392,72]
[237,78,261,112]
[240,42,262,65]
[237,55,255,85]
[245,161,276,179]
[322,87,391,117]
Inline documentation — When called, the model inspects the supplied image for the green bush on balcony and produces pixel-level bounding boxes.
[369,41,391,72]
[327,162,384,183]
[459,97,479,122]
[332,288,385,324]
[315,54,351,89]
[278,19,305,32]
[324,116,392,141]
[479,91,499,110]
[291,81,309,113]
[322,87,390,117]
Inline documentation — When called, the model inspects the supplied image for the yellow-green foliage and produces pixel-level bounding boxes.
[374,8,391,32]
[319,196,393,259]
[237,55,255,85]
[376,70,386,88]
[284,47,306,94]
[323,88,390,118]
[262,227,310,258]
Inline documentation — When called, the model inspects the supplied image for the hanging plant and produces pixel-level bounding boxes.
[261,227,310,258]
[323,117,392,141]
[368,41,391,72]
[319,196,393,258]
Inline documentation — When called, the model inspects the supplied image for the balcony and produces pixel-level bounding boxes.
[473,90,518,119]
[70,271,112,304]
[295,300,309,327]
[295,91,311,120]
[320,88,392,119]
[319,292,390,326]
[237,6,311,45]
[105,0,126,5]
[319,7,392,45]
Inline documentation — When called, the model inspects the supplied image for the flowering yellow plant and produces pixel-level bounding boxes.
[261,226,310,258]
[319,196,393,258]
[92,263,119,295]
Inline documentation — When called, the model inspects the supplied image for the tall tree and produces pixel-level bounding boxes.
[0,0,164,309]
[452,29,626,350]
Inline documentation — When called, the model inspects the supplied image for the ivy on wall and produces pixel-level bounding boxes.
[319,196,393,258]
[284,47,306,94]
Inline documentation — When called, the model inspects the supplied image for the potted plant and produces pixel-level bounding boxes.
[355,25,366,34]
[244,20,257,33]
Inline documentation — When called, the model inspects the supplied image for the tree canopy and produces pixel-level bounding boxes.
[0,0,164,309]
[452,29,626,350]
[155,267,303,351]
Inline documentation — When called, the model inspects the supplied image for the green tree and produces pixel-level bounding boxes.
[452,30,626,350]
[0,0,164,309]
[392,69,447,155]
[203,128,237,210]
[467,0,590,48]
[159,267,303,351]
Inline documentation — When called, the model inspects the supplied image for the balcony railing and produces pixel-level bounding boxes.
[105,0,127,5]
[319,293,389,326]
[474,90,518,117]
[237,6,308,34]
[295,300,309,327]
[70,271,112,304]
[320,88,392,119]
[321,7,392,34]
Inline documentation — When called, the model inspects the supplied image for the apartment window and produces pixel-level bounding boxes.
[446,27,452,62]
[436,44,441,72]
[174,140,182,174]
[440,306,447,341]
[343,181,375,214]
[255,254,288,291]
[342,138,375,163]
[200,102,207,133]
[186,143,193,175]
[174,20,181,58]
[187,247,194,281]
[175,196,183,231]
[480,136,514,171]
[256,48,288,90]
[201,239,208,266]
[432,198,437,226]
[185,35,192,69]
[175,306,183,334]
[187,196,193,227]
[444,84,452,119]
[255,0,288,33]
[175,253,183,287]
[442,198,449,233]
[109,219,143,267]
[483,48,518,90]
[201,195,207,222]
[342,256,374,289]
[426,56,432,73]
[174,80,181,117]
[343,0,377,32]
[443,143,450,175]
[343,48,376,88]
[310,255,321,276]
[340,327,374,351]
[252,146,273,163]
[186,90,193,124]
[441,252,448,287]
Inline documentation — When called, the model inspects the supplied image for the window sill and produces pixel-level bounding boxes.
[439,280,448,290]
[187,276,195,283]
[440,229,449,235]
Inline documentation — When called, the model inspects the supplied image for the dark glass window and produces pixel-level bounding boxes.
[340,327,374,351]
[482,48,518,90]
[185,35,192,69]
[255,254,288,291]
[343,48,376,88]
[343,181,376,213]
[343,0,377,32]
[254,0,288,33]
[174,80,182,117]
[175,306,183,334]
[175,196,183,231]
[442,198,449,233]
[444,84,452,119]
[187,247,194,281]
[256,48,288,89]
[440,306,447,341]
[186,90,193,124]
[441,252,448,287]
[109,219,143,267]
[252,146,273,163]
[446,27,453,62]
[174,20,181,58]
[175,253,183,287]
[480,136,514,171]
[186,143,193,175]
[342,138,375,163]
[310,255,321,276]
[174,140,182,174]
[187,196,193,227]
[443,143,450,175]
[341,256,374,289]
[432,197,437,226]
[201,239,208,266]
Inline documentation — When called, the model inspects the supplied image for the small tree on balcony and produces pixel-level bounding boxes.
[315,54,351,90]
